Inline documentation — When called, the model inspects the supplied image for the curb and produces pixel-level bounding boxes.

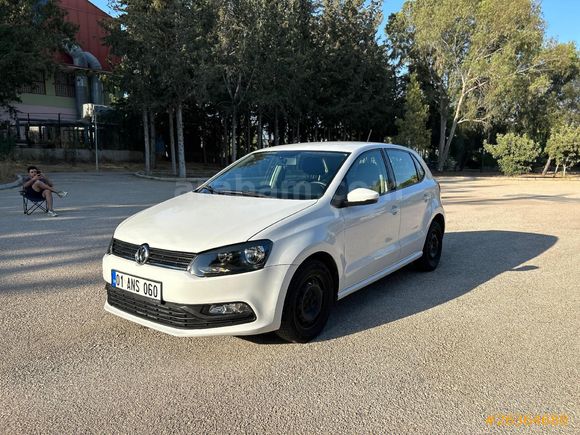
[0,174,23,190]
[435,175,580,181]
[133,172,209,183]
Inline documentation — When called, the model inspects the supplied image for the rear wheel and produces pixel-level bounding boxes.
[415,221,443,271]
[276,260,334,343]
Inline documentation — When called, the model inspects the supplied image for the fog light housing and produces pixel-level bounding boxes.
[208,302,252,316]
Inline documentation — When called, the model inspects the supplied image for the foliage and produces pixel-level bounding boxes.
[213,0,262,159]
[391,0,544,170]
[484,133,541,175]
[500,42,579,145]
[0,134,15,158]
[314,0,396,141]
[394,73,430,152]
[94,0,579,173]
[0,0,77,110]
[105,0,218,175]
[546,124,580,173]
[104,0,396,163]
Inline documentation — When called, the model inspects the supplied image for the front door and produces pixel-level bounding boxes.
[340,149,401,290]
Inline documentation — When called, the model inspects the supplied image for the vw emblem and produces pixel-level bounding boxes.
[135,243,150,265]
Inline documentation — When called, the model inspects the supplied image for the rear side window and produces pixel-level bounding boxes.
[412,155,426,181]
[387,150,419,189]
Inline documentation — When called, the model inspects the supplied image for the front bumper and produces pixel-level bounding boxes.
[106,283,257,328]
[102,254,296,337]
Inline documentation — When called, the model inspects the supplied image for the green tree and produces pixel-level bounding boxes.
[545,124,580,177]
[250,0,317,146]
[393,0,544,171]
[0,0,76,109]
[106,0,216,176]
[213,0,262,162]
[487,41,579,179]
[105,0,163,174]
[153,0,216,176]
[484,132,540,175]
[315,0,395,141]
[394,73,430,152]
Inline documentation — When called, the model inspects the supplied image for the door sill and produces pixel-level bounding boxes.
[337,251,423,300]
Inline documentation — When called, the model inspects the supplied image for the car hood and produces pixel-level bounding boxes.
[114,192,317,253]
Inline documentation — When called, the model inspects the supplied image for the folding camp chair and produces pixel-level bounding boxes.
[20,190,48,215]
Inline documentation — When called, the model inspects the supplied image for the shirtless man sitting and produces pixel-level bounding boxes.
[22,166,68,217]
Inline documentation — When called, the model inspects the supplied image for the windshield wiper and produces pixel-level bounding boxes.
[197,184,216,194]
[214,189,270,198]
[197,184,270,198]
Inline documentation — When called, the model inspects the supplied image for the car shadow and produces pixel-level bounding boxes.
[244,230,557,344]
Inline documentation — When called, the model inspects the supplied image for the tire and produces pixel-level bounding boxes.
[276,260,334,343]
[415,221,443,272]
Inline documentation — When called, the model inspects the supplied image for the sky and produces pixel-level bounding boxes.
[89,0,579,45]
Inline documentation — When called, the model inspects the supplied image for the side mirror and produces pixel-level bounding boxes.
[345,188,379,206]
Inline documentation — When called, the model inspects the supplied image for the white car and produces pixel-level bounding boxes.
[103,142,445,342]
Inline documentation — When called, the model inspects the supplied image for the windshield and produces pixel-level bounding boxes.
[199,151,349,200]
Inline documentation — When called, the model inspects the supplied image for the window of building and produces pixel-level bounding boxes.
[54,71,76,97]
[20,73,46,95]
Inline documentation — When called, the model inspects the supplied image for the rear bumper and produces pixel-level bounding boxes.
[102,254,297,337]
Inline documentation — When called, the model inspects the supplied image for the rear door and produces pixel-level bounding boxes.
[385,149,429,259]
[340,149,401,289]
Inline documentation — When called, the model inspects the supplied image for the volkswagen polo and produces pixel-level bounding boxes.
[103,142,445,342]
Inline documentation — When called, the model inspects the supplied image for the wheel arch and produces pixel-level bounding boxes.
[296,251,340,301]
[431,212,445,234]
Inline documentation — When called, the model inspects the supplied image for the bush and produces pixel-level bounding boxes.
[484,133,540,176]
[0,135,15,158]
[546,124,580,176]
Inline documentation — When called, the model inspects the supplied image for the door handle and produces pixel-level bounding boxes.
[423,193,431,202]
[390,205,400,215]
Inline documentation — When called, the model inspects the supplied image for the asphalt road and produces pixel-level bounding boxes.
[0,173,578,434]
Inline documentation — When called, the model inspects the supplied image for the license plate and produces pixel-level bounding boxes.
[111,270,162,301]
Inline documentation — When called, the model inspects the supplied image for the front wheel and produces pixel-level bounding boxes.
[415,221,443,271]
[276,260,334,343]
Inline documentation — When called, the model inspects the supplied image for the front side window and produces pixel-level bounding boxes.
[344,149,390,195]
[387,149,419,189]
[200,151,349,200]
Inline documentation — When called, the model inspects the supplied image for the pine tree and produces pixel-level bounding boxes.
[394,73,431,153]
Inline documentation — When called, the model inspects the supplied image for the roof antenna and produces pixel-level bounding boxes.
[366,129,372,142]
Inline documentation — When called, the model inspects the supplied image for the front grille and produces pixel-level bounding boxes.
[111,239,196,270]
[106,284,256,329]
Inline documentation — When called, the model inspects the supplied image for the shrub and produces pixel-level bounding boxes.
[0,135,15,158]
[546,124,580,177]
[484,133,540,176]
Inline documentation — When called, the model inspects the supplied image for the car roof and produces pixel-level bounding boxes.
[256,142,413,154]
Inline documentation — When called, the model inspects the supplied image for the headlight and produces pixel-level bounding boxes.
[107,237,114,254]
[188,240,273,277]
